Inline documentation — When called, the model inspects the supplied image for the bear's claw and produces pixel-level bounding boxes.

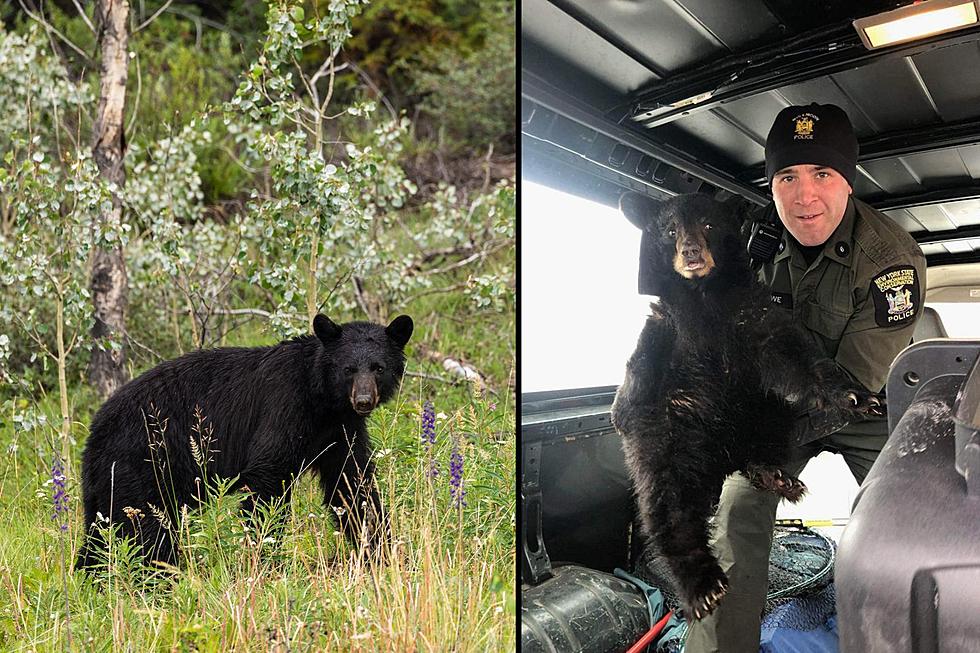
[744,465,808,503]
[690,578,728,620]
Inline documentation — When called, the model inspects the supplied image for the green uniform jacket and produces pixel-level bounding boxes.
[761,197,927,393]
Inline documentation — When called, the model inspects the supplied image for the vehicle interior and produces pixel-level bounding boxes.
[520,1,980,651]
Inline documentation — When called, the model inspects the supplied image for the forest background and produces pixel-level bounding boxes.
[0,0,515,650]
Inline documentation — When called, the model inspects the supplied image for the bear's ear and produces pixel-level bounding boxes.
[619,192,662,231]
[722,194,755,227]
[386,315,414,348]
[313,314,342,343]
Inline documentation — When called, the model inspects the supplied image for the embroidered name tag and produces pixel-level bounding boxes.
[870,265,919,327]
[771,292,793,308]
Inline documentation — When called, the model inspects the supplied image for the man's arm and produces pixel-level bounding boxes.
[836,253,927,393]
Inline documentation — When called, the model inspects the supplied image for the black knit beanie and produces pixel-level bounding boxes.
[765,103,858,187]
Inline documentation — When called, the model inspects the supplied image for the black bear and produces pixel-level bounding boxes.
[610,193,876,620]
[77,313,413,570]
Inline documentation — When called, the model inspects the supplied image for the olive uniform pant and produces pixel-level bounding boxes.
[682,419,888,653]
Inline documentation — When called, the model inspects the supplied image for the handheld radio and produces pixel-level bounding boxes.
[747,202,783,267]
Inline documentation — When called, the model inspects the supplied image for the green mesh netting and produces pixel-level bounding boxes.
[765,525,836,612]
[632,525,836,618]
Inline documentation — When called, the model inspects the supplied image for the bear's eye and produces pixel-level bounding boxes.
[703,223,713,231]
[344,366,356,375]
[666,228,676,238]
[372,364,385,374]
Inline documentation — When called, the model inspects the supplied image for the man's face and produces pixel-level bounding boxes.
[771,164,852,246]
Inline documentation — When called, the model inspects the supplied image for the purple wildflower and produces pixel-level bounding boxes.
[51,456,69,533]
[421,400,438,479]
[421,400,436,446]
[449,434,466,509]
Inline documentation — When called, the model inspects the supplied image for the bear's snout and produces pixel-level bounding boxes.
[351,374,380,415]
[681,239,702,261]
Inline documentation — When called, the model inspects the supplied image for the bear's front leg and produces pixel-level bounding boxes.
[237,463,295,545]
[612,309,676,433]
[756,327,879,423]
[317,426,388,548]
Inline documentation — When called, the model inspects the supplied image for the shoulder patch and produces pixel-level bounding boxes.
[870,265,920,327]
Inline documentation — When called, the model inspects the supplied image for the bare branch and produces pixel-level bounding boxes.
[133,0,174,33]
[416,343,490,392]
[411,244,479,267]
[11,312,54,360]
[125,49,142,139]
[293,52,321,112]
[317,264,357,314]
[393,214,430,258]
[344,59,397,121]
[482,142,495,193]
[176,306,305,321]
[309,51,345,88]
[70,0,97,35]
[417,240,511,277]
[18,0,92,62]
[406,368,500,397]
[404,281,469,304]
[314,46,343,116]
[212,308,274,318]
[65,328,80,356]
[352,276,381,322]
[219,143,259,174]
[163,5,245,42]
[121,327,164,362]
[405,370,458,385]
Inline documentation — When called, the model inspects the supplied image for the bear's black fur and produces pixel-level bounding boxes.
[77,313,413,570]
[611,193,873,620]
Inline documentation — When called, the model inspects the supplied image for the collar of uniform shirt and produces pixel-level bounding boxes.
[774,198,857,268]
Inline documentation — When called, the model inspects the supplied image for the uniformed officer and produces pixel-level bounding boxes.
[683,103,927,653]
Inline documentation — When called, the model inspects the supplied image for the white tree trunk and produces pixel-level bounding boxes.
[89,0,131,398]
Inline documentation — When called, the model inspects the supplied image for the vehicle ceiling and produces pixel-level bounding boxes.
[521,0,980,268]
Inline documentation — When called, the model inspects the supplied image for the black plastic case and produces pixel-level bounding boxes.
[836,340,980,653]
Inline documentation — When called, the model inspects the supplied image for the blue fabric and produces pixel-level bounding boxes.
[759,585,838,653]
[656,618,687,653]
[613,568,688,652]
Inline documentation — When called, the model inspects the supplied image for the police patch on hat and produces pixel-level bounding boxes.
[870,265,919,327]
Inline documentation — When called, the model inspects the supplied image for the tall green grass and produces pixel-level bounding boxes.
[0,333,515,651]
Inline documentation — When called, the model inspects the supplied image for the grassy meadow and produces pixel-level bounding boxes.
[0,304,516,652]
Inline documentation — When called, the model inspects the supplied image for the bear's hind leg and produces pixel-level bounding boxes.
[236,468,294,543]
[76,528,104,571]
[743,464,807,503]
[630,455,729,620]
[137,516,179,568]
[659,497,730,620]
[75,506,178,570]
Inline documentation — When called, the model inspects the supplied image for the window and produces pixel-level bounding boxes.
[521,181,652,393]
[928,302,980,337]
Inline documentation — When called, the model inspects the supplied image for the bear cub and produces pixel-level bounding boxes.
[77,313,413,570]
[611,193,876,620]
